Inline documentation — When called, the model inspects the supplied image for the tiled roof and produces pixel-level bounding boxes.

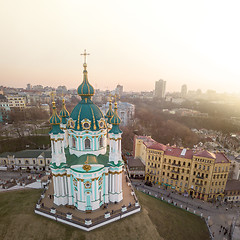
[126,156,145,167]
[147,142,166,151]
[225,180,240,191]
[164,147,193,159]
[0,152,13,157]
[194,150,216,159]
[0,150,52,159]
[14,150,44,158]
[215,153,230,163]
[136,135,230,163]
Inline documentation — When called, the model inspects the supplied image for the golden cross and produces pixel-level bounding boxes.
[50,92,56,102]
[114,94,118,102]
[80,49,90,64]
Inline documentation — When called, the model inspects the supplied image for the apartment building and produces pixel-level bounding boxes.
[134,135,230,201]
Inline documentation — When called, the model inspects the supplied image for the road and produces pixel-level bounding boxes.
[131,179,240,240]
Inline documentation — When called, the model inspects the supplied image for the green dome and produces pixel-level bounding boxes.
[59,99,69,124]
[49,102,61,125]
[105,100,114,124]
[77,64,94,97]
[49,102,64,135]
[109,102,122,134]
[110,102,121,125]
[69,98,106,131]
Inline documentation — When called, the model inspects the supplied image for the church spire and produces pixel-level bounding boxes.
[59,97,69,124]
[106,96,114,124]
[77,49,94,99]
[49,93,64,134]
[109,98,122,134]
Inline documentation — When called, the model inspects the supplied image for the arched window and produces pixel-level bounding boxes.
[85,138,91,150]
[99,136,103,148]
[72,136,76,148]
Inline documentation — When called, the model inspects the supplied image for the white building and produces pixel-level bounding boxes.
[101,101,135,126]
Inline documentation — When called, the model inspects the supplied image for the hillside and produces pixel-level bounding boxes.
[0,189,209,240]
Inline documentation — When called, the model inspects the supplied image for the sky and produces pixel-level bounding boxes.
[0,0,240,93]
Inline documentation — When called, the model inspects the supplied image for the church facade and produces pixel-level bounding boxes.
[49,52,124,211]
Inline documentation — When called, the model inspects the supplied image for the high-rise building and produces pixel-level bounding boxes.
[115,84,123,96]
[26,84,32,90]
[181,84,187,97]
[155,79,166,98]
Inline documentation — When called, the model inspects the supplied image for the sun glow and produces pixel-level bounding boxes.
[0,0,240,93]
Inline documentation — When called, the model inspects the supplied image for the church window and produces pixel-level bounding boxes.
[99,136,103,148]
[72,136,76,148]
[85,138,91,149]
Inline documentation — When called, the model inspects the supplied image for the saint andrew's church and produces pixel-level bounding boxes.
[49,51,124,211]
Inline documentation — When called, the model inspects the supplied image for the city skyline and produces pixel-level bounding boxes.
[1,1,240,93]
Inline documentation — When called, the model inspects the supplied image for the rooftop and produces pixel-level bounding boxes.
[136,135,230,163]
[126,156,145,168]
[225,180,240,191]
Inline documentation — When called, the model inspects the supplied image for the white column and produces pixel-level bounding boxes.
[81,181,84,202]
[67,176,72,204]
[92,180,95,201]
[96,180,99,200]
[105,174,108,195]
[53,176,57,195]
[58,177,61,197]
[112,173,115,193]
[115,174,118,193]
[51,141,54,154]
[60,177,63,196]
[77,180,80,202]
[92,137,95,150]
[80,138,83,150]
[63,175,67,197]
[120,172,122,192]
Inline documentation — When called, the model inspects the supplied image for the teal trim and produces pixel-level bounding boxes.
[109,191,123,195]
[53,194,68,198]
[70,166,105,173]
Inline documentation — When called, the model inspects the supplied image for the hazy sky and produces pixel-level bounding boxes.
[0,0,240,93]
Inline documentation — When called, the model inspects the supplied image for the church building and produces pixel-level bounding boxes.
[49,50,124,211]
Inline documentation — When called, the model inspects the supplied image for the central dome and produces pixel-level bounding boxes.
[69,54,106,132]
[70,98,106,131]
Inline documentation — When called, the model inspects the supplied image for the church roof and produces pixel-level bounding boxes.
[105,100,114,123]
[59,98,69,124]
[70,98,105,131]
[49,101,64,134]
[69,53,106,132]
[109,101,122,134]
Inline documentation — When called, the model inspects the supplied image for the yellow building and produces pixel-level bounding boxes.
[7,95,26,108]
[134,135,230,201]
